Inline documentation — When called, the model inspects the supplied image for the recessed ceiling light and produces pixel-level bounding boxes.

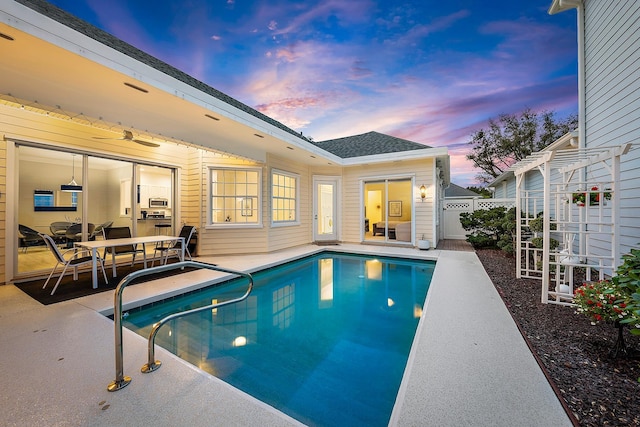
[205,114,220,121]
[0,32,14,41]
[254,133,264,138]
[124,82,149,93]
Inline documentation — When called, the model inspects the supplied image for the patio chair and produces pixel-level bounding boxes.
[39,233,108,295]
[18,224,43,252]
[152,225,195,266]
[103,226,145,277]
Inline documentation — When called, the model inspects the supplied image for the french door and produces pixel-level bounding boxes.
[313,177,339,242]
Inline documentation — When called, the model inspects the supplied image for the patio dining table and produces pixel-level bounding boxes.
[75,235,185,289]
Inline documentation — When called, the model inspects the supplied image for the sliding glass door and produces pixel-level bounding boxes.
[15,144,175,278]
[363,178,413,243]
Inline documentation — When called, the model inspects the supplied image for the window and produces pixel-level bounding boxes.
[210,167,261,225]
[272,169,299,225]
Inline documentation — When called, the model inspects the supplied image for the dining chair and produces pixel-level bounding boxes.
[152,225,195,266]
[90,220,113,240]
[64,223,95,247]
[39,233,108,295]
[103,226,145,277]
[49,221,72,244]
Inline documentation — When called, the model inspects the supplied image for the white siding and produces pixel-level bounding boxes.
[266,155,312,252]
[584,0,640,256]
[341,159,436,245]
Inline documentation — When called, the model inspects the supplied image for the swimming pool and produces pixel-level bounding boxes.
[122,252,434,426]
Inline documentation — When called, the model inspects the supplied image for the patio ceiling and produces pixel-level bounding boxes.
[0,12,338,166]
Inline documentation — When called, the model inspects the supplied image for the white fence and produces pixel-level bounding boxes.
[443,198,516,240]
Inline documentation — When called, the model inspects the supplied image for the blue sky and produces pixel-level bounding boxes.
[47,0,578,186]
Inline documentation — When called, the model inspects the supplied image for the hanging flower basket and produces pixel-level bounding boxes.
[571,186,611,206]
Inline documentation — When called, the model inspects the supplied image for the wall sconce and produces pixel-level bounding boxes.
[419,184,426,201]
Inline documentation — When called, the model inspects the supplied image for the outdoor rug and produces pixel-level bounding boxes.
[15,260,198,305]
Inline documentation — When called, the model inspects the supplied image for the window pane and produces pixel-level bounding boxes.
[210,168,260,224]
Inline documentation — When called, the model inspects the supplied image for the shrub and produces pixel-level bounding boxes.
[530,237,560,251]
[614,247,640,334]
[460,207,516,254]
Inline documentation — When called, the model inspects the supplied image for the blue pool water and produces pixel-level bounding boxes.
[122,252,434,426]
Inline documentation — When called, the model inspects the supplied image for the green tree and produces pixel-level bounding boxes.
[467,108,578,184]
[459,206,517,255]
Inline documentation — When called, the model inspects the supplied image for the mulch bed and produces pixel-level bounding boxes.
[476,248,640,426]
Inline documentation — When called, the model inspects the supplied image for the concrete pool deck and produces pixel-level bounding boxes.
[0,244,572,426]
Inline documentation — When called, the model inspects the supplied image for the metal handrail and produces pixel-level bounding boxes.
[107,260,254,392]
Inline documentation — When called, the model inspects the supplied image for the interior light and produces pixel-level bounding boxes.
[61,155,82,192]
[420,184,427,201]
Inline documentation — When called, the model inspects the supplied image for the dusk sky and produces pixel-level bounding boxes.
[46,0,578,187]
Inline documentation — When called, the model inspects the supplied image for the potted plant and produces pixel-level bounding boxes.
[573,279,634,357]
[573,246,640,357]
[417,234,430,250]
[573,280,631,325]
[571,186,611,206]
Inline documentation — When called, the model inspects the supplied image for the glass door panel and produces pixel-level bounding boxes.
[314,178,338,242]
[363,178,413,244]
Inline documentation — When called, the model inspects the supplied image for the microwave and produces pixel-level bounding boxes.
[149,198,168,208]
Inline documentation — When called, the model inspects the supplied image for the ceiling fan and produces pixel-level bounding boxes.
[93,130,160,147]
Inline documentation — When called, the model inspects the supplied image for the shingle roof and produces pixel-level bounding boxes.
[15,0,308,143]
[312,131,430,158]
[445,183,480,198]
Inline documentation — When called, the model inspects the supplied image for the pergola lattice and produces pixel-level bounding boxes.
[513,143,631,305]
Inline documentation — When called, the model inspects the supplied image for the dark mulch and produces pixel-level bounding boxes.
[15,260,198,305]
[476,248,640,427]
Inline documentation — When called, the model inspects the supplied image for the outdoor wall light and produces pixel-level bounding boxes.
[419,184,427,201]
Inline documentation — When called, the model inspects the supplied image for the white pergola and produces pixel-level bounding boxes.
[513,143,631,305]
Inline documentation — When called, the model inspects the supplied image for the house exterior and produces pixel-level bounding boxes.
[0,0,449,284]
[548,0,640,258]
[487,0,640,303]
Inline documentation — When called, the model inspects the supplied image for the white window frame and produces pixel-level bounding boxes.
[207,165,262,228]
[271,168,300,227]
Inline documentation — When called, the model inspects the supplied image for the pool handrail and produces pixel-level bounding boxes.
[107,260,254,392]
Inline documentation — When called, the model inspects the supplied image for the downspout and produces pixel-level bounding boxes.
[574,2,585,150]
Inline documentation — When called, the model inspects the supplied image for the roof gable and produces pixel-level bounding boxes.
[445,183,480,198]
[313,131,430,158]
